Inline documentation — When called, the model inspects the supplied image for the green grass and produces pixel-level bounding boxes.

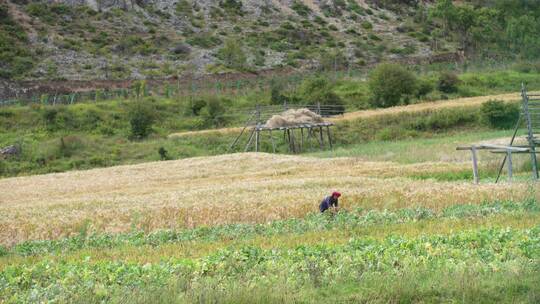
[311,129,512,163]
[0,100,524,177]
[2,222,539,303]
[1,63,540,177]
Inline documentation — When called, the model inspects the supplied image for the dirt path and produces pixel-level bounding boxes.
[169,92,527,138]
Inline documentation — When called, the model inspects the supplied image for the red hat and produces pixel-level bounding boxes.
[332,191,341,198]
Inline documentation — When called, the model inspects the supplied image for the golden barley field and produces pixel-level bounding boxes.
[0,152,536,247]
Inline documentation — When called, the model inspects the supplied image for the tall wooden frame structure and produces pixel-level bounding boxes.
[457,84,539,183]
[495,84,539,181]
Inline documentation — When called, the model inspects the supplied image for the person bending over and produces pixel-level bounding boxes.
[319,191,341,213]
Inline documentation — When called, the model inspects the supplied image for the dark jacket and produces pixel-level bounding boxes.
[319,195,338,213]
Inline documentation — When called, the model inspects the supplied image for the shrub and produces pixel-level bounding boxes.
[361,21,373,30]
[201,97,227,127]
[438,72,460,93]
[292,1,311,16]
[416,79,434,98]
[41,107,74,131]
[176,0,192,17]
[219,0,244,16]
[368,63,417,108]
[217,39,247,70]
[480,100,520,129]
[0,3,33,78]
[42,108,59,128]
[158,147,169,160]
[186,33,222,49]
[189,98,208,116]
[296,76,345,115]
[270,80,289,105]
[128,102,156,139]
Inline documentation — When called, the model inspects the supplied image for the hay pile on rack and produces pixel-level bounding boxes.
[265,108,324,128]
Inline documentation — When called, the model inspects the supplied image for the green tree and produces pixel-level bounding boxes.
[438,72,460,94]
[480,100,519,129]
[201,97,227,127]
[217,39,247,70]
[296,76,345,115]
[506,15,540,58]
[128,102,155,139]
[368,63,417,108]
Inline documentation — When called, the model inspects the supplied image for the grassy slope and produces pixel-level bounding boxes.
[1,67,540,177]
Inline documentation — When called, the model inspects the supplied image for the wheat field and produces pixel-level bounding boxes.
[0,152,536,246]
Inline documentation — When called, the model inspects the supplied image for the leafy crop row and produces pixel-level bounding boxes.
[1,227,539,303]
[5,199,538,257]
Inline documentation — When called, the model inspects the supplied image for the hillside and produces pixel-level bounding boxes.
[2,0,538,84]
[0,0,437,81]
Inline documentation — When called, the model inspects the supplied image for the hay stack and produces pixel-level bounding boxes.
[265,108,324,128]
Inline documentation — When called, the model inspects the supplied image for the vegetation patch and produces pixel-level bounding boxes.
[0,3,33,78]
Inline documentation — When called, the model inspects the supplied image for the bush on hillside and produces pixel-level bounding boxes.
[217,39,247,70]
[158,147,169,160]
[416,79,434,98]
[296,76,345,115]
[188,98,207,116]
[270,80,290,105]
[201,97,227,127]
[480,100,519,129]
[368,63,417,108]
[128,102,155,139]
[438,72,460,93]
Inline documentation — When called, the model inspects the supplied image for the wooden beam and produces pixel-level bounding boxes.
[255,128,260,152]
[269,130,276,153]
[244,128,255,152]
[318,126,324,150]
[471,146,479,184]
[506,150,513,181]
[300,127,304,152]
[326,125,333,150]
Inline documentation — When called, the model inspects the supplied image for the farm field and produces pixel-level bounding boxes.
[1,83,540,303]
[2,0,540,301]
[1,130,539,302]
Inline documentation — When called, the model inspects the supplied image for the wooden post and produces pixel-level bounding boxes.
[269,129,276,153]
[506,150,513,182]
[471,146,479,184]
[244,128,255,152]
[290,129,296,153]
[286,129,291,153]
[326,126,333,150]
[522,83,539,180]
[228,111,256,152]
[300,127,304,152]
[317,102,321,115]
[255,128,260,152]
[496,116,522,183]
[318,126,324,150]
[306,128,313,150]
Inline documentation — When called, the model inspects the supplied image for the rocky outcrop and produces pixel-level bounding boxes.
[0,145,21,159]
